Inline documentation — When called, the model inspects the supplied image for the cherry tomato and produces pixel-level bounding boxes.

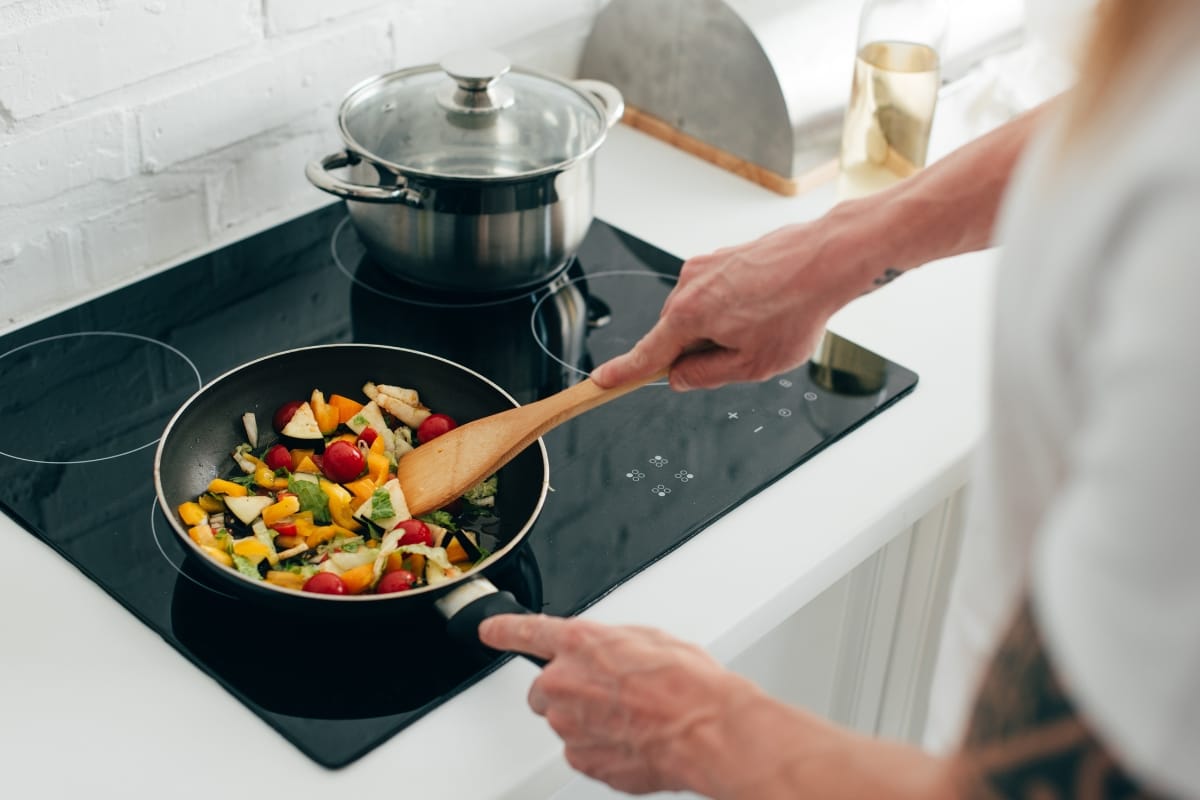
[321,440,365,483]
[417,413,457,444]
[272,400,304,434]
[376,570,416,594]
[395,518,433,547]
[270,521,298,537]
[263,444,292,472]
[302,572,347,595]
[358,427,378,447]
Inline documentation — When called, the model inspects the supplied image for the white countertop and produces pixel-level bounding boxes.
[0,120,998,798]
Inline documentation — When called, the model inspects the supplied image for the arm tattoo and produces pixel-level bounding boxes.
[873,268,903,289]
[956,598,1162,799]
[860,268,904,297]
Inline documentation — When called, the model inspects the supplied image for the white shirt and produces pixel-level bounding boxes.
[923,14,1200,798]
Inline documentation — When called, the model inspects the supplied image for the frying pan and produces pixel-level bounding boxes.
[154,343,549,658]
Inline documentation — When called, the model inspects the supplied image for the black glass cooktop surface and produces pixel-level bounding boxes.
[0,205,917,768]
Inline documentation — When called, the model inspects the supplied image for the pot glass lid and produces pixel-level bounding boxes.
[340,51,610,179]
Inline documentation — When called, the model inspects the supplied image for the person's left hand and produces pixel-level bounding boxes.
[479,614,756,796]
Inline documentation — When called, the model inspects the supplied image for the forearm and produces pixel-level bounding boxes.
[821,100,1058,297]
[668,677,956,800]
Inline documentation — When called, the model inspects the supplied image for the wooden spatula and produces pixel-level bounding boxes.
[397,370,667,517]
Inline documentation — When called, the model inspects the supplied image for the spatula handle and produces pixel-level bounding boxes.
[521,368,669,438]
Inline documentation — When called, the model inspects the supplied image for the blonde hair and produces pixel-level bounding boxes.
[1067,0,1188,134]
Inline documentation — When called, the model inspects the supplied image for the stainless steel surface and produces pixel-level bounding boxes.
[809,330,888,395]
[304,151,423,205]
[580,0,1026,181]
[306,51,625,292]
[437,50,516,114]
[340,156,597,292]
[330,59,615,180]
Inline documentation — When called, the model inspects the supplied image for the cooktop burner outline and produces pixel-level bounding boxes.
[330,216,568,309]
[0,205,918,769]
[149,500,236,599]
[0,330,201,465]
[530,270,675,383]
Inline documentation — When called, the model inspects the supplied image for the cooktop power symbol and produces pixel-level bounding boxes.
[648,455,668,468]
[625,469,646,482]
[651,484,671,497]
[675,469,694,483]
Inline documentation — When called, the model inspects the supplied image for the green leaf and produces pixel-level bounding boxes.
[368,487,394,522]
[288,475,331,524]
[418,510,457,531]
[231,554,263,580]
[463,475,498,504]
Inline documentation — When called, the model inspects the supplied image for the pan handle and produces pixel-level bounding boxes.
[439,578,547,668]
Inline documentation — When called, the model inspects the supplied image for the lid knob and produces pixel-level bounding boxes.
[438,50,516,114]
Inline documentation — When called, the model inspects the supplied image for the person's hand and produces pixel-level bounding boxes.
[478,614,762,796]
[591,213,880,391]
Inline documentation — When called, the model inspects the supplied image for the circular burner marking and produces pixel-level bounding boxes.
[0,331,201,465]
[330,216,563,309]
[149,499,235,599]
[530,270,677,382]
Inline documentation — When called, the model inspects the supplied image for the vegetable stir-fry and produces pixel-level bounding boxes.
[176,381,498,595]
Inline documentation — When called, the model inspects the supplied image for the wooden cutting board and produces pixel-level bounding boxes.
[621,105,838,198]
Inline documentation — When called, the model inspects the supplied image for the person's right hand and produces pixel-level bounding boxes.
[591,213,882,391]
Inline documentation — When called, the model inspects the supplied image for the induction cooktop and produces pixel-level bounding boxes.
[0,205,917,768]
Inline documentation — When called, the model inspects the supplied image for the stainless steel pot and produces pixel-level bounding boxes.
[306,51,624,293]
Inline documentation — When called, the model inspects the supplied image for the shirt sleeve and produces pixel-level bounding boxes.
[1031,186,1200,798]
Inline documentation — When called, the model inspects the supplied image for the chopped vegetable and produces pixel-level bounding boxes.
[177,380,500,595]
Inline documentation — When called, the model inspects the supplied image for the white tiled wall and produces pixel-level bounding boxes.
[0,0,606,330]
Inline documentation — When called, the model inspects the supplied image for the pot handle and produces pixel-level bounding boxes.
[573,79,625,129]
[439,577,547,668]
[305,150,423,206]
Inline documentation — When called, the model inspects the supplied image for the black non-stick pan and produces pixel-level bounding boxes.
[154,344,549,656]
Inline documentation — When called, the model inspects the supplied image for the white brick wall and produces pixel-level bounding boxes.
[0,0,606,330]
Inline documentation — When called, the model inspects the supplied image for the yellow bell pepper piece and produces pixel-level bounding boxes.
[177,502,207,526]
[197,493,224,513]
[233,538,271,564]
[311,389,340,436]
[201,545,233,567]
[304,524,357,550]
[340,563,377,595]
[367,451,389,484]
[319,479,362,531]
[343,477,377,506]
[208,478,248,497]
[253,463,288,490]
[265,571,306,590]
[261,495,301,528]
[294,455,320,474]
[188,524,217,547]
[329,394,364,424]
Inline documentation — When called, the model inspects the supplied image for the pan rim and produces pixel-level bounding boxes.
[153,342,551,604]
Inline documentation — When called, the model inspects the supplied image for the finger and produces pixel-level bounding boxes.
[528,679,550,716]
[592,323,694,389]
[668,346,749,390]
[478,613,570,661]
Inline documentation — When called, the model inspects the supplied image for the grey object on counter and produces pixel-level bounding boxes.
[579,0,1028,189]
[580,0,862,185]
